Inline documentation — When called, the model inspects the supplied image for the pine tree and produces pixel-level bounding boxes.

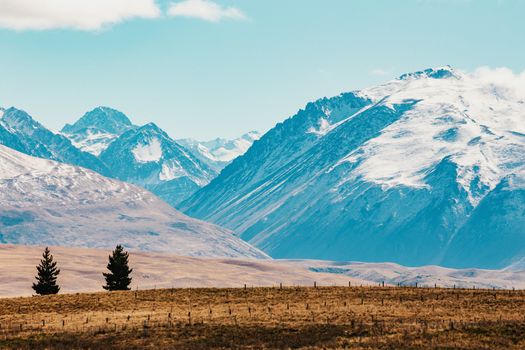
[103,245,133,291]
[32,247,60,295]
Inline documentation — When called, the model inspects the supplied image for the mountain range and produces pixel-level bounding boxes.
[181,66,525,269]
[2,66,524,269]
[0,106,259,207]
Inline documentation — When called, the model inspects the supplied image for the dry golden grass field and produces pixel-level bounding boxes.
[1,286,525,349]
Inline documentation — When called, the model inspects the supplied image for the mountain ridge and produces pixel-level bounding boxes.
[0,106,258,207]
[61,106,136,156]
[181,66,525,269]
[0,107,111,176]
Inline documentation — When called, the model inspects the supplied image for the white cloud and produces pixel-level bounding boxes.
[472,66,525,100]
[371,68,390,77]
[0,0,161,31]
[168,0,246,22]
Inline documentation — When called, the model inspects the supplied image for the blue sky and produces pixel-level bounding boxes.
[0,0,524,139]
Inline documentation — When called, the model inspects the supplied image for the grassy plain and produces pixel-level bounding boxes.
[1,286,524,349]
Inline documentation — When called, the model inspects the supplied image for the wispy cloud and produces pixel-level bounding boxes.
[0,0,160,31]
[371,68,390,77]
[167,0,247,22]
[472,66,525,100]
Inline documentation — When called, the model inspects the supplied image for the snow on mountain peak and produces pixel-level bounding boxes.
[62,106,134,135]
[1,107,43,135]
[178,131,262,170]
[138,122,164,134]
[338,67,525,204]
[398,65,460,81]
[129,123,174,163]
[209,131,262,162]
[243,131,261,140]
[61,107,136,156]
[99,121,217,207]
[0,107,111,175]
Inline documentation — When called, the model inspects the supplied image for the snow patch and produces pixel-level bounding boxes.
[307,117,331,136]
[65,129,117,156]
[159,159,186,181]
[132,137,162,163]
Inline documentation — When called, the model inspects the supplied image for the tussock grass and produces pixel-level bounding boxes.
[1,286,524,349]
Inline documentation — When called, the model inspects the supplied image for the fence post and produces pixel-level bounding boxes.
[142,320,148,337]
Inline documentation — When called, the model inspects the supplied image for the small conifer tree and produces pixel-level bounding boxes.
[32,247,60,295]
[103,245,133,291]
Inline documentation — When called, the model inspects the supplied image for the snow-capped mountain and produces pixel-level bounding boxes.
[0,144,267,259]
[0,107,111,176]
[61,106,136,156]
[178,131,261,171]
[182,66,525,269]
[1,106,223,207]
[100,123,217,207]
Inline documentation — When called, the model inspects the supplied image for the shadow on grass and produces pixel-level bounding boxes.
[0,323,350,349]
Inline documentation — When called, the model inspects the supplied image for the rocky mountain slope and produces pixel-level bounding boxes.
[99,123,217,207]
[181,66,525,269]
[61,106,136,156]
[0,107,110,176]
[0,144,267,259]
[61,107,256,206]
